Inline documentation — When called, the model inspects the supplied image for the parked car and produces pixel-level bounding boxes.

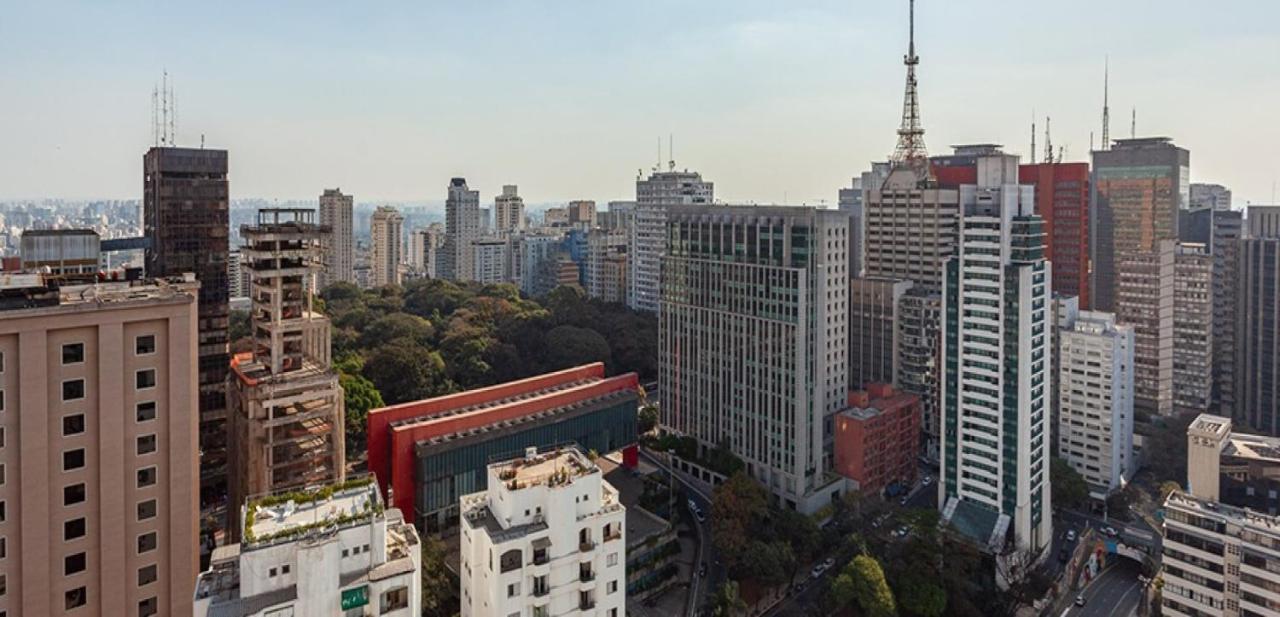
[1075,595,1086,607]
[921,476,933,486]
[1066,529,1077,542]
[811,563,829,579]
[1102,526,1118,537]
[822,557,835,570]
[695,509,706,523]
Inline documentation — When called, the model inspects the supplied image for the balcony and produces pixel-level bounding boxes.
[579,600,596,611]
[580,540,596,552]
[532,585,550,598]
[580,569,596,583]
[604,529,622,542]
[532,549,550,566]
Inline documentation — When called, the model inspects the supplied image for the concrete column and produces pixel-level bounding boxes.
[18,330,48,617]
[97,321,126,616]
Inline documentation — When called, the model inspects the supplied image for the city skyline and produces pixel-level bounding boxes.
[3,1,1279,205]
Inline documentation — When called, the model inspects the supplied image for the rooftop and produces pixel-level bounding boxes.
[1166,490,1280,534]
[494,447,599,491]
[1224,433,1280,464]
[0,274,198,313]
[243,477,381,546]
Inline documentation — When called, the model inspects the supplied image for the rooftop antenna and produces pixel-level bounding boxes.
[1101,57,1111,150]
[1131,106,1136,139]
[654,137,661,173]
[151,83,159,147]
[1044,116,1053,164]
[890,0,929,172]
[169,74,176,146]
[1090,131,1095,152]
[1030,110,1037,165]
[668,134,675,172]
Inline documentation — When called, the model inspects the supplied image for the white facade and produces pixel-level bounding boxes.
[495,185,525,232]
[195,479,422,617]
[472,237,510,284]
[629,169,712,313]
[1057,310,1135,495]
[443,178,482,282]
[370,206,404,287]
[584,229,627,301]
[515,233,566,297]
[228,249,245,298]
[319,188,355,288]
[460,448,627,617]
[410,224,444,278]
[939,153,1053,556]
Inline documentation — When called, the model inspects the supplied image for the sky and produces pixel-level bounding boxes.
[2,1,1278,207]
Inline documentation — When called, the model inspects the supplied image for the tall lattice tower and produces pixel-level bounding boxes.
[891,0,928,170]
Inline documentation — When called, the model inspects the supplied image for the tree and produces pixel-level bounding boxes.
[358,312,435,349]
[229,309,252,340]
[543,325,611,371]
[364,343,450,404]
[1051,456,1089,511]
[710,472,770,577]
[321,281,363,303]
[710,580,747,617]
[339,369,384,453]
[420,534,458,617]
[638,404,659,434]
[848,554,897,617]
[1140,412,1196,486]
[895,573,947,617]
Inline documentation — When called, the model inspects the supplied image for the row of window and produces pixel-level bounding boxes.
[58,336,157,366]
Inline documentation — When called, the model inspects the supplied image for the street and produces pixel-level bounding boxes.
[638,448,722,617]
[1066,560,1145,617]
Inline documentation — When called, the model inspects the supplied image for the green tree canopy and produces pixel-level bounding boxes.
[339,368,384,453]
[358,313,435,349]
[849,554,897,617]
[1051,456,1089,511]
[363,342,450,404]
[544,325,612,372]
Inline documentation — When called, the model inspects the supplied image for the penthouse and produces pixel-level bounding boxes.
[367,363,639,532]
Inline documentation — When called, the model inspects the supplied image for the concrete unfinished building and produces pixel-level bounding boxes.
[227,209,345,534]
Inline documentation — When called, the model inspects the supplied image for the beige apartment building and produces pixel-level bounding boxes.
[0,274,200,617]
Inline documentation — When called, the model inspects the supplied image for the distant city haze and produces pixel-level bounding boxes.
[3,1,1278,205]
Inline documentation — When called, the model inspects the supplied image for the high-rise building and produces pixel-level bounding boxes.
[1115,241,1175,417]
[318,188,354,288]
[584,229,627,302]
[227,250,244,298]
[848,277,911,391]
[515,233,567,297]
[1090,137,1190,311]
[542,207,569,227]
[939,152,1052,556]
[472,237,509,284]
[494,185,525,232]
[143,145,230,503]
[19,229,101,276]
[839,163,891,279]
[195,478,421,617]
[1173,243,1214,415]
[1057,310,1134,495]
[409,224,444,279]
[1190,182,1232,211]
[599,201,636,234]
[660,205,848,513]
[568,200,597,226]
[0,275,201,617]
[897,288,942,461]
[442,178,481,281]
[1019,162,1091,308]
[1236,206,1280,434]
[863,167,960,292]
[226,210,345,532]
[370,206,404,287]
[1210,210,1244,416]
[460,447,627,617]
[629,169,712,313]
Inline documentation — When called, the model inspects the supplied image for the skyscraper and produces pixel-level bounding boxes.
[897,288,943,460]
[493,184,524,232]
[1190,182,1233,211]
[1210,209,1243,416]
[848,277,911,391]
[442,178,481,282]
[143,145,230,503]
[1019,162,1091,308]
[227,209,345,530]
[1057,310,1134,494]
[629,168,712,313]
[1236,206,1280,434]
[1115,241,1175,417]
[409,224,444,279]
[863,168,959,291]
[317,188,354,288]
[0,274,201,617]
[1090,137,1190,311]
[660,205,848,512]
[1172,243,1213,415]
[939,152,1052,556]
[370,206,404,287]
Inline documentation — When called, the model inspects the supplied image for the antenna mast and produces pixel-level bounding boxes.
[668,134,675,172]
[1101,57,1111,150]
[1131,107,1136,138]
[1031,111,1037,165]
[890,0,929,173]
[1044,116,1053,164]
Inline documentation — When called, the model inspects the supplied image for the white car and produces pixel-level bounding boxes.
[1066,530,1077,542]
[921,476,933,486]
[1102,526,1118,537]
[811,563,829,579]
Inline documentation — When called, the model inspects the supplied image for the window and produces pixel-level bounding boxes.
[137,532,157,554]
[137,466,156,488]
[63,449,86,471]
[0,350,4,372]
[607,580,618,594]
[138,597,158,617]
[0,464,4,485]
[62,343,84,365]
[282,564,291,575]
[65,552,87,575]
[507,582,521,597]
[65,518,86,540]
[0,390,4,412]
[138,564,157,586]
[0,573,4,597]
[64,483,86,505]
[135,335,156,355]
[137,434,156,455]
[137,499,157,521]
[135,369,156,390]
[63,414,86,436]
[381,586,410,612]
[1,536,6,559]
[0,426,5,447]
[607,552,618,567]
[65,586,87,609]
[269,567,277,577]
[136,401,156,422]
[62,379,85,401]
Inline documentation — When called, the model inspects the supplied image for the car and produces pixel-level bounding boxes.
[699,563,707,577]
[896,525,910,538]
[811,563,829,579]
[1065,530,1077,542]
[900,496,909,506]
[822,557,835,570]
[687,499,698,513]
[1075,594,1086,607]
[1102,526,1118,537]
[695,509,706,524]
[921,476,933,486]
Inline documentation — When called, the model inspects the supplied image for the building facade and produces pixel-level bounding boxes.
[318,188,354,288]
[1237,206,1280,434]
[1090,137,1190,312]
[584,230,627,303]
[460,447,626,617]
[1190,182,1232,211]
[939,153,1053,556]
[659,205,848,513]
[629,169,713,313]
[0,275,200,617]
[226,210,345,530]
[472,237,510,284]
[143,146,230,502]
[494,185,525,233]
[1173,243,1214,415]
[195,478,421,617]
[848,277,911,391]
[1211,209,1244,417]
[863,165,960,292]
[568,200,597,226]
[443,178,482,282]
[1057,310,1134,495]
[370,206,404,287]
[1115,240,1176,417]
[832,384,921,497]
[897,288,943,461]
[19,229,101,276]
[1019,162,1091,308]
[410,224,444,279]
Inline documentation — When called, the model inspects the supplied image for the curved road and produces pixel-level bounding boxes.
[639,448,720,617]
[1067,560,1144,617]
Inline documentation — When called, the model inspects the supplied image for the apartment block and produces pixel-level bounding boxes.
[848,277,911,391]
[1115,241,1176,417]
[460,447,626,617]
[318,188,355,288]
[443,178,482,282]
[0,275,200,617]
[660,205,848,513]
[569,200,597,226]
[629,169,712,313]
[1210,210,1243,417]
[864,164,960,292]
[1056,310,1134,495]
[494,185,525,233]
[833,384,921,497]
[227,210,345,531]
[1173,243,1213,415]
[195,478,421,617]
[472,237,510,284]
[370,206,404,287]
[410,224,444,279]
[584,230,627,303]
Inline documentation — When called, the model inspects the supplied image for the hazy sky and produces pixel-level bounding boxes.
[3,1,1278,206]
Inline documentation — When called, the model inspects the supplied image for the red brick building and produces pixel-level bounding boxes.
[833,383,921,497]
[1020,162,1091,308]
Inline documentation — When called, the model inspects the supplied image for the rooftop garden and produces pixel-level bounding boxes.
[244,477,382,545]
